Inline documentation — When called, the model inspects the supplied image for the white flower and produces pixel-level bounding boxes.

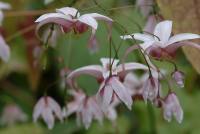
[162,93,183,123]
[67,58,148,111]
[35,7,113,53]
[63,90,103,129]
[33,96,63,129]
[121,20,200,59]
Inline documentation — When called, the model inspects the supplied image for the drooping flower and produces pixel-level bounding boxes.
[121,20,200,59]
[0,104,27,126]
[67,58,148,111]
[171,70,185,88]
[35,7,113,53]
[63,90,103,129]
[0,1,11,25]
[162,92,183,123]
[33,96,63,129]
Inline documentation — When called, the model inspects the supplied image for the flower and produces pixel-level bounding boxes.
[162,92,183,123]
[63,90,103,129]
[67,58,148,111]
[0,35,10,62]
[121,20,200,59]
[0,1,11,25]
[171,70,185,88]
[0,104,27,126]
[144,15,157,33]
[35,7,113,53]
[33,96,63,129]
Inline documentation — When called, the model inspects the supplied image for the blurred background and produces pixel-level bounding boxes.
[0,0,200,133]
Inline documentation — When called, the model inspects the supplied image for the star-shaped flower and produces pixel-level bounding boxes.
[35,7,113,53]
[121,20,200,59]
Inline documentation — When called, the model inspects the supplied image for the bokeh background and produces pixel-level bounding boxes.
[0,0,200,134]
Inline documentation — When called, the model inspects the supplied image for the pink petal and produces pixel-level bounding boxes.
[154,20,172,43]
[136,0,153,17]
[110,77,133,110]
[144,15,157,33]
[56,7,80,17]
[167,33,200,46]
[88,31,99,53]
[65,102,80,117]
[78,15,98,30]
[0,35,10,62]
[81,106,92,129]
[100,85,113,111]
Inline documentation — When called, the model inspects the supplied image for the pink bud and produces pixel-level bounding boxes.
[172,71,185,88]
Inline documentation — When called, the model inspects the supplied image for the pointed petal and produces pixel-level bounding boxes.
[101,85,113,111]
[154,20,172,43]
[56,7,80,17]
[167,33,200,46]
[88,29,99,53]
[67,65,103,88]
[81,107,92,129]
[41,108,55,129]
[33,97,45,122]
[117,62,148,74]
[85,13,113,22]
[78,15,98,30]
[110,77,133,110]
[120,33,154,42]
[0,35,10,62]
[65,102,80,117]
[35,13,72,23]
[47,97,63,122]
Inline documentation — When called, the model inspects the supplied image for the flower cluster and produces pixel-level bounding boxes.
[32,6,200,130]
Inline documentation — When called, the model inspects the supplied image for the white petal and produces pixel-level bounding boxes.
[78,14,98,30]
[0,2,11,10]
[110,77,133,110]
[167,33,200,46]
[56,7,80,17]
[41,108,55,129]
[67,65,103,82]
[120,33,154,42]
[81,107,92,129]
[106,107,117,121]
[65,102,80,117]
[85,13,113,22]
[35,13,72,23]
[47,97,63,122]
[117,62,148,74]
[0,35,10,62]
[33,97,45,122]
[154,20,172,43]
[100,58,119,69]
[102,85,113,111]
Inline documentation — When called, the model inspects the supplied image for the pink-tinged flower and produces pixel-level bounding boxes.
[171,70,185,88]
[63,90,103,129]
[0,35,10,62]
[0,104,27,126]
[162,92,183,123]
[121,20,200,59]
[136,0,154,17]
[35,7,113,53]
[0,1,11,25]
[33,96,63,129]
[104,98,119,122]
[67,58,148,111]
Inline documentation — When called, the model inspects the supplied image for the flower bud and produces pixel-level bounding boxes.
[172,70,185,88]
